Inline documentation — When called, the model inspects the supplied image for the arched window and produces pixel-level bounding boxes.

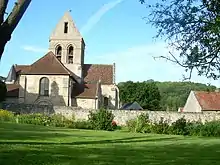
[68,46,74,55]
[55,45,62,61]
[39,77,49,96]
[67,45,74,64]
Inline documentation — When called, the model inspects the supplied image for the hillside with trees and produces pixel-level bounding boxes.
[118,81,217,111]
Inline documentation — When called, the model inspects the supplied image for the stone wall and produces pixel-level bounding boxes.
[3,103,220,126]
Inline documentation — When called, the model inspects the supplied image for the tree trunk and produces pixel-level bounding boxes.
[0,40,6,58]
[0,0,32,60]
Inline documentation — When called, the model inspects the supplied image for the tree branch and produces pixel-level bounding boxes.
[3,0,32,35]
[0,0,9,25]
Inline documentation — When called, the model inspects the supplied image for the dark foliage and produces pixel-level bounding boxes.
[0,80,6,102]
[118,81,161,111]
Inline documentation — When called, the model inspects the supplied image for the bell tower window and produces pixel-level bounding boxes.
[55,45,62,61]
[68,45,74,64]
[64,22,68,33]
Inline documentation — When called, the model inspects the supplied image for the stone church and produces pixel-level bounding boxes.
[4,11,120,109]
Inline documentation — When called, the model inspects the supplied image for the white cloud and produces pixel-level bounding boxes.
[89,42,219,87]
[22,45,47,53]
[81,0,124,35]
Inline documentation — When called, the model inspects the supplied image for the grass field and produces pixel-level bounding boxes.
[1,123,220,165]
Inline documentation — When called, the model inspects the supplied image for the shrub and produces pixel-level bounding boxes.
[169,117,188,135]
[0,109,15,122]
[135,114,149,133]
[150,117,170,134]
[185,121,203,136]
[126,119,137,132]
[200,120,220,137]
[17,113,74,128]
[50,114,72,127]
[18,113,51,126]
[126,113,149,133]
[88,108,115,131]
[70,120,92,130]
[127,114,220,137]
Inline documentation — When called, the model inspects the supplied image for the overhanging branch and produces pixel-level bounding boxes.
[3,0,32,35]
[0,0,9,25]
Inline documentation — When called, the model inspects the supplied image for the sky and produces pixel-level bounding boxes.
[0,0,219,87]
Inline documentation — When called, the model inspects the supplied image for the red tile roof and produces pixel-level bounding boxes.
[6,84,20,97]
[15,65,30,73]
[194,91,220,111]
[83,64,113,84]
[72,83,98,99]
[20,52,72,75]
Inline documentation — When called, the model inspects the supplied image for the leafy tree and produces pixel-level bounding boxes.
[0,80,6,102]
[118,81,161,111]
[0,0,32,60]
[140,0,220,80]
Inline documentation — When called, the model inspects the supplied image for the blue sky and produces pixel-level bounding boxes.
[0,0,219,87]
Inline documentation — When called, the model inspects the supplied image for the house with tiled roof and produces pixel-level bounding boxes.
[181,90,220,112]
[4,11,119,109]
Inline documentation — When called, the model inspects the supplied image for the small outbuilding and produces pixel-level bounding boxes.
[120,101,143,110]
[182,90,220,113]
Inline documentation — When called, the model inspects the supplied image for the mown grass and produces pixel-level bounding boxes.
[0,123,220,165]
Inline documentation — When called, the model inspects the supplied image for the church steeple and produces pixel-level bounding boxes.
[48,11,85,81]
[49,11,83,40]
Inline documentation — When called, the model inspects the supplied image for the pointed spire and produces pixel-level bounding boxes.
[5,65,17,83]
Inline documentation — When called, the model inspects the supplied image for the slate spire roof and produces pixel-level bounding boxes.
[120,102,143,110]
[5,65,17,83]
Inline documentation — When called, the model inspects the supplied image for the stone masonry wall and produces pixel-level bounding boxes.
[3,103,220,126]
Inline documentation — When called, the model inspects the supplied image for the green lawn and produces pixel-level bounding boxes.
[0,123,220,165]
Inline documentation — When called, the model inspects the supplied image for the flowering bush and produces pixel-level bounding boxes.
[112,120,117,129]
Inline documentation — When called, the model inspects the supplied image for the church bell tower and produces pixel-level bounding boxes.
[48,11,85,81]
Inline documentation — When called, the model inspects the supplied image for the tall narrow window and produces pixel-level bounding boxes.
[68,45,74,64]
[39,77,49,96]
[68,46,73,55]
[64,22,68,33]
[55,45,62,61]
